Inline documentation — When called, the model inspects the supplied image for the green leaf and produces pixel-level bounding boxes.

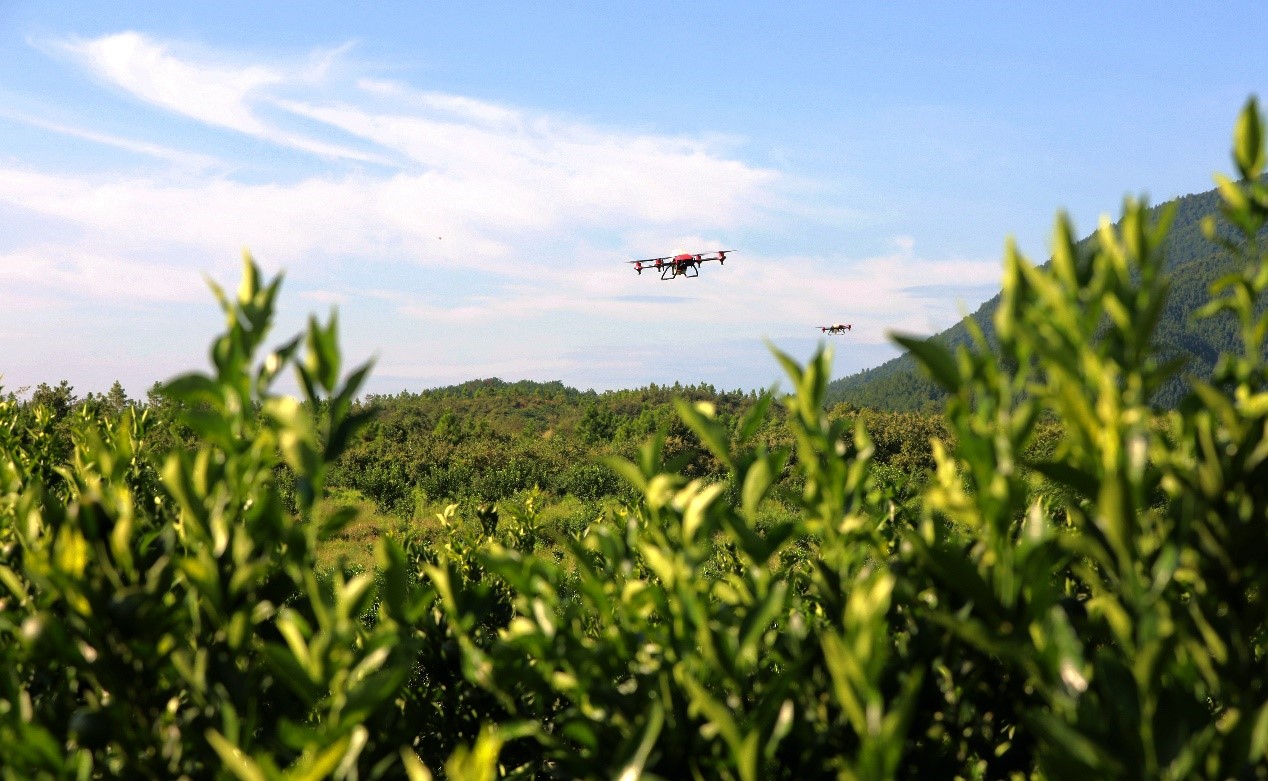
[331,359,375,418]
[893,334,961,392]
[444,725,504,781]
[377,537,411,620]
[0,563,30,603]
[11,723,66,769]
[737,392,774,444]
[257,336,301,391]
[400,750,435,781]
[614,703,664,781]
[1235,97,1265,180]
[741,456,773,522]
[738,581,787,666]
[206,730,269,781]
[680,671,743,755]
[767,342,804,389]
[261,643,323,702]
[162,373,221,405]
[342,666,411,724]
[1251,701,1268,762]
[1025,459,1100,501]
[237,251,261,306]
[602,455,648,491]
[318,505,359,540]
[283,732,356,781]
[675,398,733,469]
[682,482,725,543]
[304,312,341,394]
[1027,711,1119,776]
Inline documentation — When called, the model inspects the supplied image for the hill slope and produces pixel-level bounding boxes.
[826,184,1252,410]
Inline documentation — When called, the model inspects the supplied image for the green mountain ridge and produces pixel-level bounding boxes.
[825,183,1256,411]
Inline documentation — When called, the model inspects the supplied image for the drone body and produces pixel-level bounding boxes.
[628,250,733,280]
[622,249,856,333]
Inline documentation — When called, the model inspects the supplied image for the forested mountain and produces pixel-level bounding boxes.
[826,183,1260,410]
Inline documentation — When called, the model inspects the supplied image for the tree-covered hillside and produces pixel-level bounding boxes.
[826,182,1263,410]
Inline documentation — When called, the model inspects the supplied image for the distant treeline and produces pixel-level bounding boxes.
[6,374,982,518]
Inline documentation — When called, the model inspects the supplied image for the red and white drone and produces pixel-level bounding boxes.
[819,323,852,334]
[627,250,733,280]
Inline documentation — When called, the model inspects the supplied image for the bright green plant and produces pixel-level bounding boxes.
[422,355,925,780]
[0,253,435,779]
[893,98,1268,779]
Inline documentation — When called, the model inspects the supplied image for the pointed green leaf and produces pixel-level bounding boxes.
[893,334,961,392]
[1235,97,1265,180]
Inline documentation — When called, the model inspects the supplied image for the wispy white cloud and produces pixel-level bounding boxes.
[358,79,522,127]
[62,31,281,134]
[57,32,392,164]
[0,108,222,170]
[271,94,778,228]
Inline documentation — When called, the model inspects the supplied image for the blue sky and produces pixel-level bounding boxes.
[2,2,1265,397]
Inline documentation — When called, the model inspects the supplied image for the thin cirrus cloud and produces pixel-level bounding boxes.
[0,108,223,171]
[61,31,283,134]
[56,31,389,164]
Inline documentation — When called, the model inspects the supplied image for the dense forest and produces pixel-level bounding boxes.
[2,101,1268,779]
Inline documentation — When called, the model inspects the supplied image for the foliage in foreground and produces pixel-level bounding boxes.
[2,100,1268,779]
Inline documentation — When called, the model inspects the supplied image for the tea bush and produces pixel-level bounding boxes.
[2,100,1268,779]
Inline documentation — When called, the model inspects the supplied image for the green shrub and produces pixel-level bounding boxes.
[0,256,431,779]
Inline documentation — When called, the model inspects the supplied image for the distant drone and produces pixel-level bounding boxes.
[628,250,733,280]
[820,323,852,334]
